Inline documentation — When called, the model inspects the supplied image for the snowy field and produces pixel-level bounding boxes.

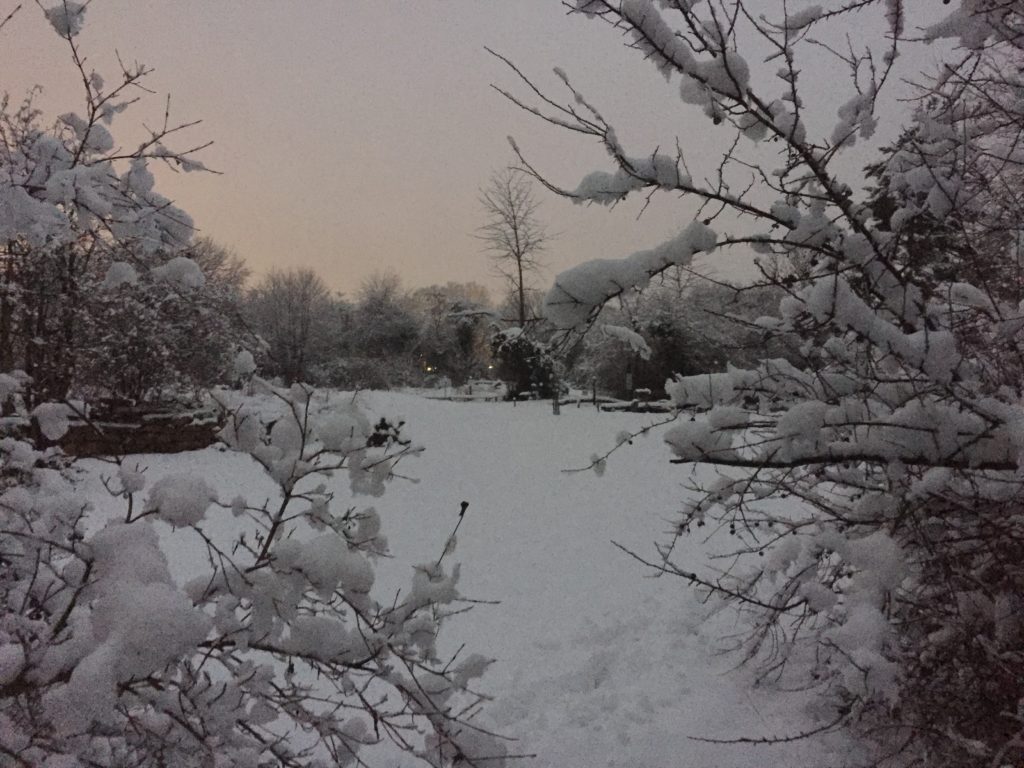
[79,391,846,768]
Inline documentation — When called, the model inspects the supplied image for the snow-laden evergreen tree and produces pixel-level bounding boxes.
[498,1,1024,764]
[0,6,502,766]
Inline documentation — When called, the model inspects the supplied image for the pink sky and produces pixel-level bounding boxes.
[1,1,943,299]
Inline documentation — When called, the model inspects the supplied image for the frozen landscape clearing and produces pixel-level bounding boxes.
[6,0,1021,764]
[81,391,842,768]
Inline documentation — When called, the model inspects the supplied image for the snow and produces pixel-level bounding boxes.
[545,221,717,330]
[572,152,690,204]
[77,391,846,767]
[601,324,652,358]
[117,461,146,495]
[143,473,217,526]
[0,372,22,402]
[620,0,694,79]
[0,644,25,686]
[45,580,211,735]
[948,282,995,311]
[783,5,823,29]
[664,418,737,460]
[43,2,86,38]
[88,521,173,591]
[924,0,1006,49]
[31,402,72,441]
[150,255,205,289]
[125,158,155,195]
[268,412,303,454]
[666,367,753,409]
[282,615,359,660]
[101,261,139,290]
[832,90,877,148]
[232,349,257,379]
[314,402,370,452]
[292,534,375,597]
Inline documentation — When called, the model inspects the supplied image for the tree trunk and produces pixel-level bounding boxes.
[517,257,526,327]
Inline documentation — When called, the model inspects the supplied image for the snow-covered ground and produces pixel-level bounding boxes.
[79,391,847,768]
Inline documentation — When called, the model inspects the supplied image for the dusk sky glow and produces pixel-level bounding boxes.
[2,1,946,299]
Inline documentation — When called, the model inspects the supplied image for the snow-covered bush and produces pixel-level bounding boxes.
[490,329,556,399]
[499,1,1024,765]
[1,380,502,766]
[574,273,799,398]
[77,264,248,401]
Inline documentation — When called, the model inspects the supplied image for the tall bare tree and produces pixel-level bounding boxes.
[478,168,550,328]
[246,268,334,384]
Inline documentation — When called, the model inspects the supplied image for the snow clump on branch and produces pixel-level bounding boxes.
[544,220,716,330]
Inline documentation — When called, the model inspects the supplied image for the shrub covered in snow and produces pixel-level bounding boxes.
[0,7,499,766]
[490,329,557,399]
[573,273,801,398]
[77,265,249,401]
[499,1,1024,765]
[1,379,503,767]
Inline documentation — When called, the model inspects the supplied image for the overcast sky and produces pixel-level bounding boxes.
[1,1,948,299]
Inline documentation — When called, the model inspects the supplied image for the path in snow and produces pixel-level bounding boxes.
[367,394,845,768]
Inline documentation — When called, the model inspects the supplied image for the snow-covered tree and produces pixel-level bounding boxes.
[574,271,797,398]
[245,268,341,386]
[351,271,420,361]
[186,236,252,300]
[328,271,422,389]
[498,1,1024,765]
[410,283,493,386]
[76,262,247,402]
[0,4,213,406]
